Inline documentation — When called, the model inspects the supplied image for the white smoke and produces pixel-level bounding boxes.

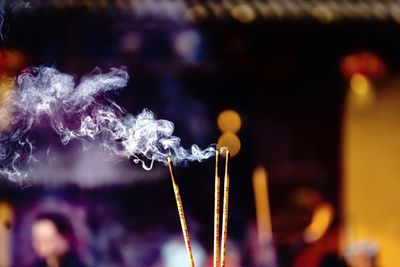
[0,66,214,182]
[30,146,166,187]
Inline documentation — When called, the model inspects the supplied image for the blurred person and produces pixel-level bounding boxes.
[31,213,87,267]
[345,240,378,267]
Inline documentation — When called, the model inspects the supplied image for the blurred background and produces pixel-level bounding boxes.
[0,1,399,267]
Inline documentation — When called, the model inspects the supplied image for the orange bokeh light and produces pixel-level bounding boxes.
[217,109,242,134]
[217,132,241,157]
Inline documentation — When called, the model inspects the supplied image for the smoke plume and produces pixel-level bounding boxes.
[0,66,214,182]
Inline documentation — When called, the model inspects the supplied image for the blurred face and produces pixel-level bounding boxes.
[31,219,69,260]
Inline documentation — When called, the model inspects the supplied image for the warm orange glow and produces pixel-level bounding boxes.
[252,166,272,244]
[0,201,13,267]
[0,202,13,225]
[217,110,241,134]
[217,132,241,157]
[303,203,334,243]
[0,75,13,104]
[0,50,27,75]
[0,76,14,132]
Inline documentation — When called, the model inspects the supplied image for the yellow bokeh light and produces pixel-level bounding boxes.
[231,4,256,23]
[217,132,241,157]
[350,73,371,97]
[0,202,13,225]
[303,203,334,243]
[217,109,242,133]
[252,166,272,244]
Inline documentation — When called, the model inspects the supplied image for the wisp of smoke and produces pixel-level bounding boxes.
[0,66,215,182]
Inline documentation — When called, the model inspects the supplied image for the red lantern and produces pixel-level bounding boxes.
[340,52,386,79]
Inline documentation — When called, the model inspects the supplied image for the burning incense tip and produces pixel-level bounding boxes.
[213,149,220,267]
[220,149,230,267]
[219,147,229,154]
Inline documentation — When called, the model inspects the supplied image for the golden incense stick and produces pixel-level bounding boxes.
[167,157,196,267]
[220,149,230,267]
[213,149,221,267]
[252,166,272,245]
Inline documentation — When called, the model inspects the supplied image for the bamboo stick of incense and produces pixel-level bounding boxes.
[167,156,196,267]
[220,149,230,267]
[213,149,221,267]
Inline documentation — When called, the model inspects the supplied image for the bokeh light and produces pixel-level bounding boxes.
[217,109,242,134]
[217,132,241,157]
[347,73,375,110]
[231,4,256,23]
[173,30,203,62]
[303,203,334,243]
[252,166,272,244]
[186,4,208,21]
[350,73,371,97]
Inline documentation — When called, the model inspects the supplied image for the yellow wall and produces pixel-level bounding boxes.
[343,78,400,267]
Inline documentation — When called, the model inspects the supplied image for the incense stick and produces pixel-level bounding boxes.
[167,157,196,267]
[220,149,230,267]
[213,149,221,267]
